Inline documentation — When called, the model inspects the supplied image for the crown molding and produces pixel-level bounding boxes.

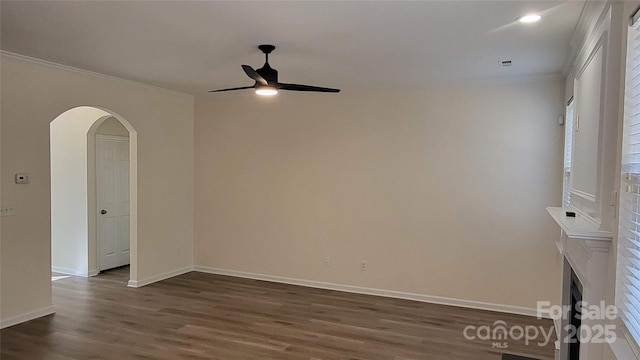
[562,1,611,76]
[0,50,194,100]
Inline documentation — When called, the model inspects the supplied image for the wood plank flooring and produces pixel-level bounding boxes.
[1,267,555,359]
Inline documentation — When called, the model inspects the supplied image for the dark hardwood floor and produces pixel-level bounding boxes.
[1,267,555,359]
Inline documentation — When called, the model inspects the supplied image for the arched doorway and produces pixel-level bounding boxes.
[50,106,138,284]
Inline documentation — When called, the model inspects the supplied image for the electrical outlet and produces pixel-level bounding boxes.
[1,205,15,217]
[360,261,367,271]
[324,257,331,267]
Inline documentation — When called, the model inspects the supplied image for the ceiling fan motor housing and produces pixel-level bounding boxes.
[258,44,275,54]
[257,63,278,85]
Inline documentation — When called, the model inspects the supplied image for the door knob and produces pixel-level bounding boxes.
[101,210,107,214]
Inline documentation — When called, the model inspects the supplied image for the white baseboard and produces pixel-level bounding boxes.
[0,305,56,329]
[127,266,193,288]
[193,266,550,319]
[52,266,89,277]
[553,317,561,338]
[608,333,639,360]
[88,269,99,277]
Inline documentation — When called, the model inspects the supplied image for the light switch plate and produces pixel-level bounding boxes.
[15,174,29,184]
[1,205,15,217]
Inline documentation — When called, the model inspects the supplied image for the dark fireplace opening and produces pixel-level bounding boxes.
[568,269,583,360]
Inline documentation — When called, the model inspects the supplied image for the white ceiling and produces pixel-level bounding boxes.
[1,1,584,95]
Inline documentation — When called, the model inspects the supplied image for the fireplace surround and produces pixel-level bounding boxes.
[547,207,612,360]
[569,269,583,360]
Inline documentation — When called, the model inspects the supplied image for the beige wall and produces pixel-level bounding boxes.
[0,50,566,326]
[0,54,194,324]
[194,80,565,310]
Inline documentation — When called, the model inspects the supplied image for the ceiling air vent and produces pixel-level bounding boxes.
[500,60,513,68]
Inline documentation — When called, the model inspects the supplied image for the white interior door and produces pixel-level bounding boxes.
[97,136,130,271]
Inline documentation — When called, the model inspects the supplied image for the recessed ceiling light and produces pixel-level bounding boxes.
[519,14,541,23]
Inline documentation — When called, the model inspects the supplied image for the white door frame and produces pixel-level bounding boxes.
[96,134,130,271]
[86,111,138,285]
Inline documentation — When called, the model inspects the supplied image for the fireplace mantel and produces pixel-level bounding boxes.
[546,207,613,242]
[546,207,613,360]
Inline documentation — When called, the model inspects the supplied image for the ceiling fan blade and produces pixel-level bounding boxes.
[278,83,340,93]
[208,85,254,93]
[242,65,268,86]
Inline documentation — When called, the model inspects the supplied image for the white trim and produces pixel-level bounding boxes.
[52,266,89,277]
[564,1,609,75]
[553,317,561,346]
[51,267,99,277]
[127,266,193,288]
[609,332,640,360]
[0,50,194,100]
[0,305,56,329]
[95,134,128,142]
[546,207,613,241]
[570,188,598,204]
[193,266,551,319]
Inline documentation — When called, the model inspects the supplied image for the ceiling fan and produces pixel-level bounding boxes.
[209,45,340,95]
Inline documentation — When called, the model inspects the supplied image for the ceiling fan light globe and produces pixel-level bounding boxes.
[256,86,278,96]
